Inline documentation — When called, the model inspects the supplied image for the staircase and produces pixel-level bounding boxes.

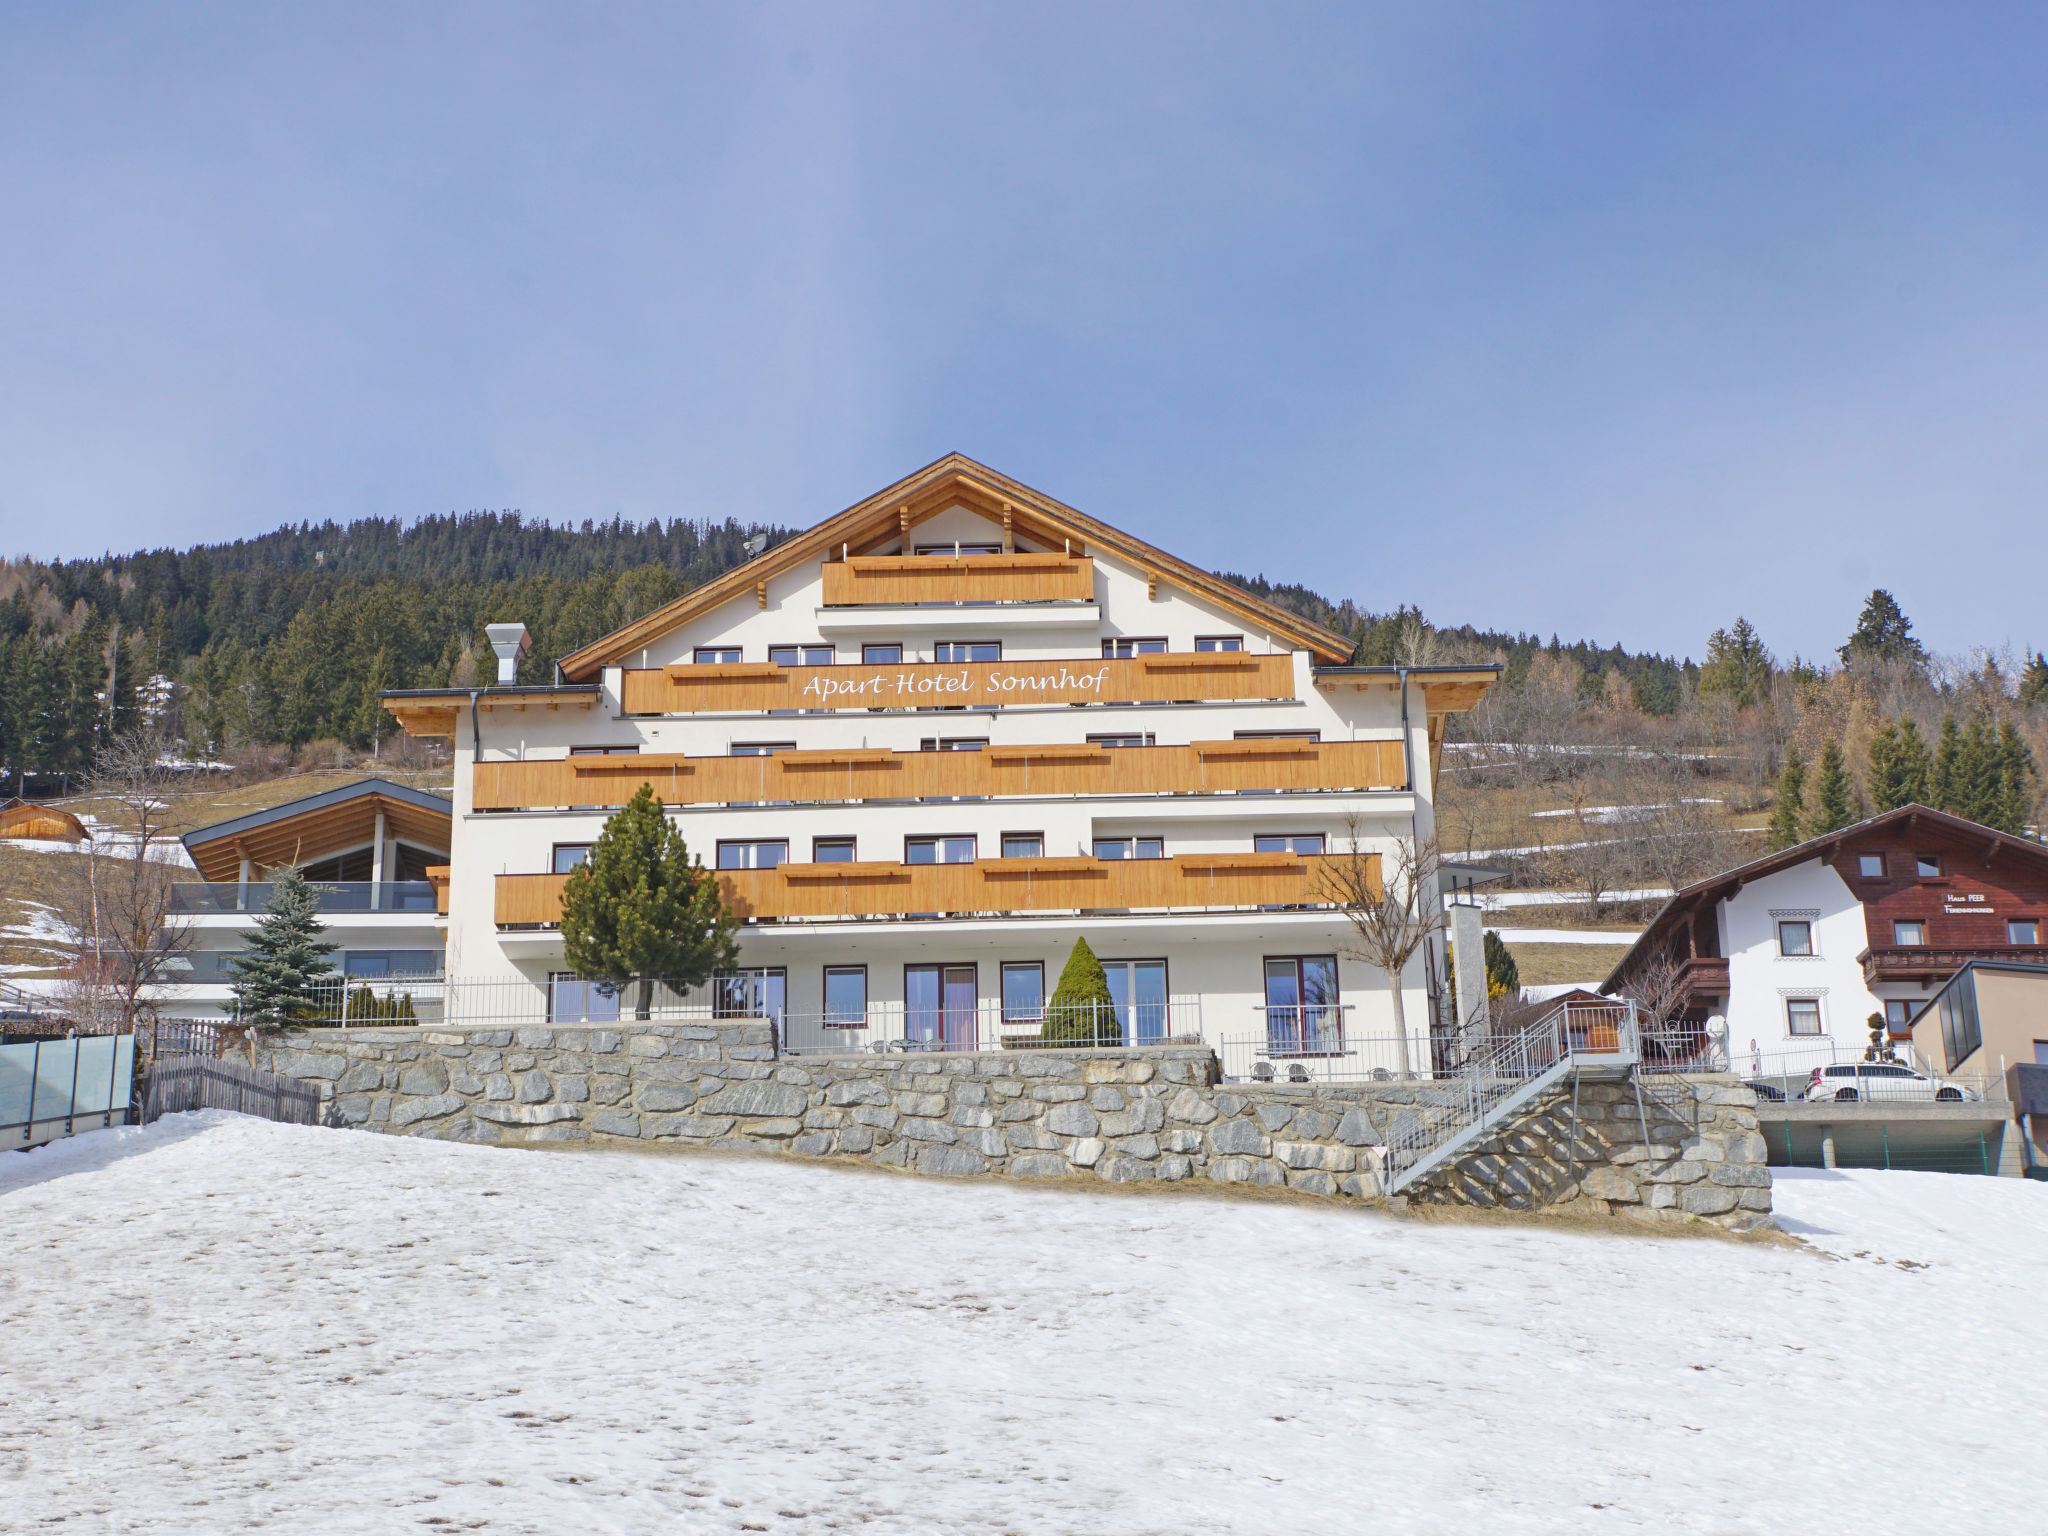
[1383,997,1641,1195]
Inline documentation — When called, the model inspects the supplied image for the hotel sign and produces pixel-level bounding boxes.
[634,652,1297,713]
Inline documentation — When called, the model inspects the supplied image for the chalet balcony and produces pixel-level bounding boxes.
[473,737,1406,812]
[1678,956,1730,1004]
[1859,944,2048,985]
[820,552,1094,607]
[494,850,1374,928]
[168,881,441,916]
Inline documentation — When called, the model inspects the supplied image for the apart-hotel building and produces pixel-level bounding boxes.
[381,456,1495,1066]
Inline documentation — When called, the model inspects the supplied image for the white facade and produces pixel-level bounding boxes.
[1713,861,1896,1072]
[414,479,1482,1072]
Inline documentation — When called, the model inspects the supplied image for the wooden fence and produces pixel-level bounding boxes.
[142,1056,324,1127]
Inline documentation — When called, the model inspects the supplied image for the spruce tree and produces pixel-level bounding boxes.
[227,867,340,1030]
[1042,936,1119,1045]
[1482,930,1520,1000]
[560,784,738,1019]
[1931,713,1962,814]
[1954,716,2002,825]
[1698,618,1774,710]
[1806,739,1857,837]
[1838,589,1927,667]
[1866,717,1931,812]
[2020,653,2048,710]
[1767,745,1808,851]
[1991,719,2037,837]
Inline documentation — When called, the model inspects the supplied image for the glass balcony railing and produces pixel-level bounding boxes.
[169,881,439,915]
[161,949,446,984]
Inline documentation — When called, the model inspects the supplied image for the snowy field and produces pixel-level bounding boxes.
[4,1116,2045,1534]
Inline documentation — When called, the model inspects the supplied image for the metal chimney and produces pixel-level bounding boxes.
[485,623,531,686]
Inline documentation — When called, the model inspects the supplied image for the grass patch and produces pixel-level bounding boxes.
[1502,941,1633,989]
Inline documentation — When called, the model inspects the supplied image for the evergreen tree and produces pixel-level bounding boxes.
[1698,618,1773,709]
[1839,589,1926,667]
[560,784,738,1019]
[1952,716,2003,825]
[1931,714,1962,814]
[2020,652,2048,709]
[1042,936,1119,1046]
[1806,739,1857,837]
[1482,930,1520,1001]
[1992,719,2037,837]
[227,868,340,1031]
[1866,717,1932,812]
[1766,745,1808,851]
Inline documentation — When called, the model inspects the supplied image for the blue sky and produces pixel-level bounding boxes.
[3,4,2046,664]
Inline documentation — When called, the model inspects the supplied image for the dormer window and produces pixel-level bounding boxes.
[1857,853,1886,879]
[1916,854,1944,879]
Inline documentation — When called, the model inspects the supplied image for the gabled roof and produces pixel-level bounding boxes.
[181,778,452,882]
[1601,803,2048,991]
[0,798,90,842]
[556,454,1357,680]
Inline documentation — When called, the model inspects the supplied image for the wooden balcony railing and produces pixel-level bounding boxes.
[621,650,1297,713]
[495,850,1375,927]
[1676,955,1729,1001]
[1860,944,2048,984]
[473,736,1405,811]
[820,553,1093,606]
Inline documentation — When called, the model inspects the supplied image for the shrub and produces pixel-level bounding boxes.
[1041,937,1120,1046]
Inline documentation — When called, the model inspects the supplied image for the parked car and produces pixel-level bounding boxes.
[1801,1062,1977,1103]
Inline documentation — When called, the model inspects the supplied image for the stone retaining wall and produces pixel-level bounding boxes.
[251,1024,1771,1232]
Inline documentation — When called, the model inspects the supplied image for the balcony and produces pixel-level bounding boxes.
[161,949,446,985]
[1860,944,2048,985]
[168,881,441,916]
[820,552,1093,607]
[473,736,1406,811]
[495,849,1375,928]
[1678,956,1730,1004]
[622,650,1297,714]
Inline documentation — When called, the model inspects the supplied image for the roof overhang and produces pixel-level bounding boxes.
[1312,664,1500,714]
[382,686,602,742]
[554,454,1359,680]
[181,778,453,882]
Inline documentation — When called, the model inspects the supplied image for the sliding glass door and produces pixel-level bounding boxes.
[906,964,978,1049]
[1102,959,1169,1046]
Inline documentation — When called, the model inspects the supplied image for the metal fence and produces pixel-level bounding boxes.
[141,1056,323,1126]
[1,1034,135,1147]
[1733,1041,2000,1104]
[779,998,1205,1055]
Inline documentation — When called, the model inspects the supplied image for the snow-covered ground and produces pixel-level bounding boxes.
[1486,927,1642,946]
[4,1116,2044,1534]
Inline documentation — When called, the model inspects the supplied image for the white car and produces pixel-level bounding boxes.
[1801,1062,1978,1103]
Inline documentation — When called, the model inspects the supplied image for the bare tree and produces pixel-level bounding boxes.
[1318,818,1448,1077]
[49,728,192,1035]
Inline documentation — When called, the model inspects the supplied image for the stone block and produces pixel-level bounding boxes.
[1681,1136,1728,1163]
[1679,1185,1739,1216]
[998,1101,1040,1123]
[1290,1109,1332,1140]
[1009,1152,1071,1178]
[1579,1167,1640,1203]
[775,1067,812,1085]
[273,1051,348,1081]
[475,1103,581,1126]
[894,1092,948,1118]
[664,1114,735,1138]
[1644,1159,1706,1185]
[825,1079,886,1107]
[949,1105,996,1129]
[1083,1060,1124,1084]
[370,1095,391,1124]
[1124,1059,1157,1084]
[1090,1086,1126,1111]
[392,1093,464,1128]
[507,1052,535,1071]
[1157,1154,1192,1181]
[1165,1087,1218,1125]
[726,1046,775,1062]
[1709,1163,1772,1189]
[1287,1170,1337,1197]
[626,1035,667,1057]
[1207,1119,1268,1157]
[590,1077,631,1105]
[1274,1141,1324,1171]
[837,1125,876,1154]
[1096,1155,1155,1183]
[1032,1084,1087,1103]
[591,1111,642,1138]
[1113,1134,1160,1160]
[556,1076,590,1103]
[918,1144,987,1177]
[637,1083,699,1112]
[1254,1102,1295,1133]
[702,1081,808,1118]
[1046,1102,1100,1137]
[900,1118,956,1144]
[802,1107,845,1130]
[740,1117,803,1139]
[1006,1125,1059,1152]
[1069,1137,1106,1168]
[519,1124,587,1143]
[449,1072,483,1095]
[1724,1131,1769,1165]
[1100,1099,1166,1137]
[470,1051,503,1074]
[1333,1107,1381,1146]
[334,1094,373,1126]
[513,1028,553,1049]
[1737,1187,1773,1212]
[516,1072,553,1104]
[852,1105,899,1131]
[337,1061,384,1094]
[587,1031,622,1054]
[1248,1160,1286,1188]
[791,1132,835,1157]
[1648,1184,1676,1210]
[959,1128,1007,1157]
[953,1081,990,1106]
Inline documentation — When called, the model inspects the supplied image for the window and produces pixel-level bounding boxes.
[1916,854,1943,879]
[552,844,592,875]
[906,835,975,865]
[861,643,904,665]
[1195,635,1243,652]
[1255,834,1327,856]
[2035,1041,2048,1067]
[1893,921,1926,947]
[1233,729,1322,742]
[694,647,741,664]
[914,542,1002,556]
[823,966,867,1027]
[813,838,857,863]
[934,641,1000,663]
[1265,956,1340,1054]
[1102,958,1171,1045]
[2010,920,2040,945]
[1938,981,1981,1072]
[1858,853,1886,879]
[919,737,987,752]
[715,967,786,1021]
[730,741,796,756]
[1086,732,1155,748]
[570,745,638,756]
[550,972,619,1024]
[1776,920,1813,957]
[768,644,833,667]
[1094,837,1163,860]
[1884,999,1915,1031]
[1102,637,1167,658]
[905,963,978,1047]
[1001,962,1045,1026]
[717,839,788,870]
[1785,998,1823,1036]
[1001,833,1044,859]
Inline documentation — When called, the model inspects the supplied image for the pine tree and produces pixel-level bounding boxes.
[1806,739,1857,837]
[1698,618,1774,710]
[1042,936,1119,1045]
[227,868,340,1031]
[2020,653,2048,709]
[1767,745,1808,851]
[1838,589,1927,667]
[1866,717,1931,812]
[560,784,738,1019]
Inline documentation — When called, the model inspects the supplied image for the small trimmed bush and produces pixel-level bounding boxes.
[1041,937,1120,1046]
